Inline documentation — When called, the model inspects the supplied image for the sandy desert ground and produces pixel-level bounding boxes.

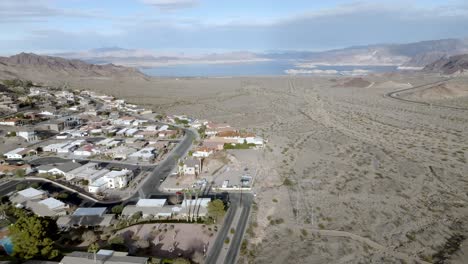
[51,73,468,263]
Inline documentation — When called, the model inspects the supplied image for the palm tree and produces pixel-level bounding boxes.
[183,190,189,221]
[88,243,99,264]
[187,189,193,222]
[192,189,200,221]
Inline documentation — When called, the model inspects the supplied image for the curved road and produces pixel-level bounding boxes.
[384,78,468,111]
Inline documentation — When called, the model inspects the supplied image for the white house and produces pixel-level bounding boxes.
[37,162,82,176]
[64,162,109,182]
[18,131,38,142]
[129,147,156,161]
[88,177,108,193]
[181,157,201,175]
[193,148,213,158]
[3,148,27,160]
[104,169,132,189]
[87,169,132,193]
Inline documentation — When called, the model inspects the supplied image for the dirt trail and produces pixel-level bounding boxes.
[307,228,432,264]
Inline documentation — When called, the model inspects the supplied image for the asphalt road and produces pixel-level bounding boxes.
[205,193,253,264]
[135,128,196,198]
[384,78,468,112]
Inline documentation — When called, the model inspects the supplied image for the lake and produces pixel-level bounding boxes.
[140,60,398,77]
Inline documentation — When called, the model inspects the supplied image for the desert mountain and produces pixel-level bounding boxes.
[423,54,468,75]
[0,52,148,81]
[54,39,468,68]
[264,39,468,67]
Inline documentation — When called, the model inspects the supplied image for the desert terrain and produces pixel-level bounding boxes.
[4,70,468,263]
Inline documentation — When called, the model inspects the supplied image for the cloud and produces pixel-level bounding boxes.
[0,0,103,23]
[141,0,199,11]
[1,1,468,53]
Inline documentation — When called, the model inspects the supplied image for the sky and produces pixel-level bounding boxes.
[1,0,468,55]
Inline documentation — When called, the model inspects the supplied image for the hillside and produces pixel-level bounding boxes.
[423,54,468,75]
[0,53,148,81]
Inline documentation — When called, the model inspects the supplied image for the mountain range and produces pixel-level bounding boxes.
[52,38,468,68]
[0,52,147,81]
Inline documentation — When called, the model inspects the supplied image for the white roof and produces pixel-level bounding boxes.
[104,169,130,179]
[129,147,155,158]
[18,187,45,198]
[89,177,107,187]
[158,125,169,131]
[39,197,65,209]
[125,128,138,134]
[5,148,26,155]
[73,207,106,216]
[136,199,166,207]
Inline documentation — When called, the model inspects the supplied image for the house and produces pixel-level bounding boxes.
[112,116,136,126]
[73,144,101,157]
[18,131,38,142]
[103,169,132,189]
[205,123,234,136]
[3,148,27,160]
[64,162,109,182]
[59,251,148,264]
[38,116,80,132]
[57,207,115,229]
[10,187,46,204]
[121,198,209,220]
[26,197,69,217]
[128,147,156,161]
[192,147,213,158]
[106,146,137,160]
[0,118,23,126]
[181,157,201,175]
[88,177,108,193]
[37,161,83,176]
[124,128,139,137]
[43,140,84,153]
[96,138,122,147]
[88,169,132,193]
[201,141,225,151]
[158,130,178,138]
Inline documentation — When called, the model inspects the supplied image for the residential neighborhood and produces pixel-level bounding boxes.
[0,81,261,264]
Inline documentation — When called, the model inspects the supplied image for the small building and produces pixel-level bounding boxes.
[103,169,132,189]
[181,157,201,176]
[59,251,148,264]
[128,147,156,161]
[11,187,46,204]
[18,131,38,142]
[192,147,213,158]
[37,161,83,176]
[64,162,109,182]
[0,118,24,126]
[57,207,115,229]
[26,197,69,217]
[3,148,27,160]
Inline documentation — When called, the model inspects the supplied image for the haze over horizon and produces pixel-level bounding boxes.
[1,0,468,55]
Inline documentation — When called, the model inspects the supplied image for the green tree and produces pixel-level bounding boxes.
[207,199,226,223]
[14,169,26,178]
[111,204,124,214]
[9,215,59,260]
[15,183,27,191]
[88,242,99,263]
[173,258,190,264]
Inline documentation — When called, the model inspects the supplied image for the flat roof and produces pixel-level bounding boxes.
[5,148,27,155]
[18,187,45,198]
[39,197,65,210]
[136,199,166,207]
[73,207,106,216]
